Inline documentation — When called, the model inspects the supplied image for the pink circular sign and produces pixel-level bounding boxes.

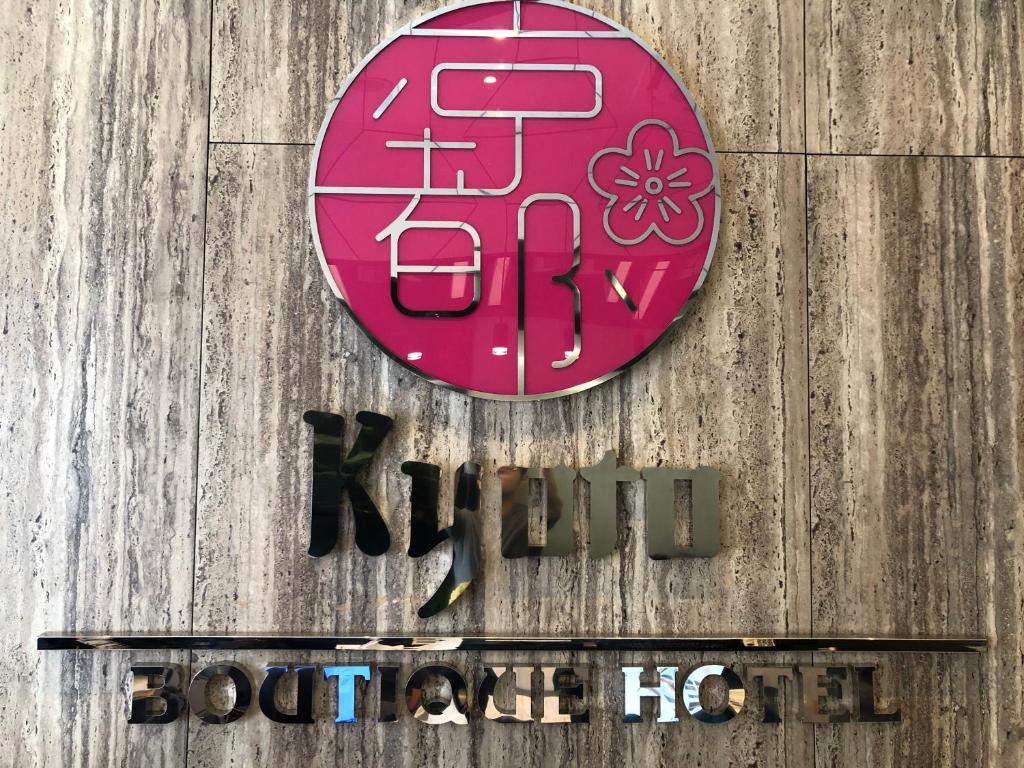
[310,0,719,399]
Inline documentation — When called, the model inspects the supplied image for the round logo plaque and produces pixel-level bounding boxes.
[310,0,719,399]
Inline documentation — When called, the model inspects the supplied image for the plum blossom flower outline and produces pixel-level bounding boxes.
[588,119,718,247]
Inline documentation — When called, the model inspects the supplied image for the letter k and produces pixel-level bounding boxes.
[303,410,393,557]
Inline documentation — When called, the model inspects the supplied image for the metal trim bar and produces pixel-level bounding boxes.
[37,635,988,653]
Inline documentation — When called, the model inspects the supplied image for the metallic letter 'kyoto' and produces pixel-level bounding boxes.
[499,465,576,557]
[303,410,393,557]
[623,666,678,723]
[127,665,184,724]
[324,665,371,724]
[641,467,720,558]
[401,461,483,618]
[259,665,315,724]
[579,450,640,558]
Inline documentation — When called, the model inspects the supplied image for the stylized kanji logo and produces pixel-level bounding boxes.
[309,0,720,399]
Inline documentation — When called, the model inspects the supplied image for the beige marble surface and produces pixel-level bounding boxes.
[807,155,1024,766]
[210,0,804,152]
[807,0,1024,156]
[0,0,210,766]
[2,0,1022,766]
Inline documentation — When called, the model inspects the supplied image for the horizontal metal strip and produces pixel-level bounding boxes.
[37,635,988,653]
[207,142,1024,162]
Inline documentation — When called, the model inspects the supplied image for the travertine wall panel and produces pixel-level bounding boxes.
[210,0,803,151]
[806,0,1024,155]
[807,156,1023,765]
[2,1,1021,766]
[0,0,210,765]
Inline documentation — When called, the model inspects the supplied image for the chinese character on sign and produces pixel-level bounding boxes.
[310,0,720,399]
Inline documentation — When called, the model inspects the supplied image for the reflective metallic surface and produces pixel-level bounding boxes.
[680,664,746,724]
[405,665,470,725]
[854,665,901,722]
[579,450,640,558]
[402,461,446,557]
[623,666,678,723]
[797,665,850,723]
[127,665,184,724]
[383,195,483,318]
[499,465,575,557]
[517,194,583,394]
[324,665,371,723]
[641,467,720,558]
[747,666,794,723]
[477,666,534,723]
[378,665,400,723]
[303,410,393,557]
[187,663,253,725]
[540,666,589,724]
[259,665,315,724]
[403,461,483,618]
[38,634,990,653]
[303,410,346,557]
[118,658,911,727]
[604,269,638,313]
[432,62,603,120]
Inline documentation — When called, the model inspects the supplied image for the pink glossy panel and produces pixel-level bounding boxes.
[310,0,720,399]
[418,3,513,30]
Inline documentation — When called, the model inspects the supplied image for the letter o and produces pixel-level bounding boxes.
[187,663,253,724]
[681,664,745,723]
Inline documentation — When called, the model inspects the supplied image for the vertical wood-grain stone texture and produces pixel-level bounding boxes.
[0,0,210,766]
[210,0,804,152]
[808,156,1023,766]
[807,0,1024,155]
[2,0,1022,766]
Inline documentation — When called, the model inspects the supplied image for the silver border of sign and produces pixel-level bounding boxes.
[307,0,722,402]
